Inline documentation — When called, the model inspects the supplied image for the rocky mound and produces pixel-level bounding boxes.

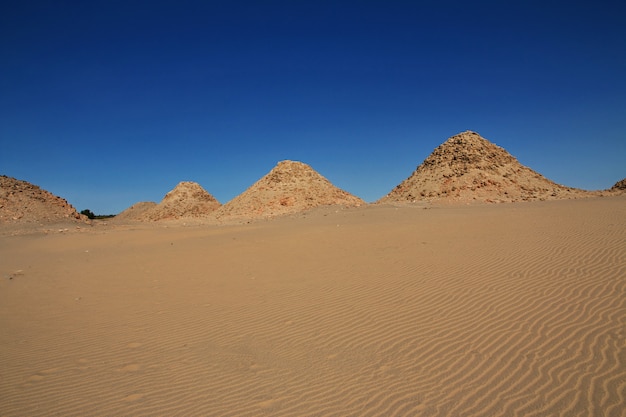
[137,182,221,221]
[378,131,592,204]
[610,178,626,192]
[0,175,84,224]
[114,201,157,221]
[215,160,364,220]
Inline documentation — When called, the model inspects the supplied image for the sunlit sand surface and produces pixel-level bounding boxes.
[1,196,624,416]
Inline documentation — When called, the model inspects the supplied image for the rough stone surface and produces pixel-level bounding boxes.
[215,160,364,220]
[136,182,221,221]
[378,131,595,204]
[114,201,158,221]
[0,175,84,224]
[610,178,626,192]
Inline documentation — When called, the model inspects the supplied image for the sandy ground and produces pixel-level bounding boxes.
[1,196,625,416]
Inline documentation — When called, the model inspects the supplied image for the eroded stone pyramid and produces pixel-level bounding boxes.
[0,175,83,224]
[216,160,364,219]
[378,131,590,204]
[137,181,221,220]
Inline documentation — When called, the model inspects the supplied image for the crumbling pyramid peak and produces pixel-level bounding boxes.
[137,181,221,221]
[379,131,591,204]
[215,160,364,219]
[162,181,220,204]
[420,131,516,175]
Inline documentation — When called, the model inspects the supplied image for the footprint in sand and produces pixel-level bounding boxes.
[26,367,62,383]
[119,364,141,372]
[123,393,144,402]
[259,397,285,409]
[376,364,399,378]
[76,358,90,370]
[27,374,45,382]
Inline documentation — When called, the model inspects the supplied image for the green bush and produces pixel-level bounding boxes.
[80,209,95,219]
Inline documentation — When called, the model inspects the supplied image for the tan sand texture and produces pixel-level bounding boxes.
[1,195,624,416]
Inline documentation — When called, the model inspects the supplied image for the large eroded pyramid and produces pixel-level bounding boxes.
[378,131,590,204]
[0,175,83,224]
[137,181,221,221]
[215,160,364,219]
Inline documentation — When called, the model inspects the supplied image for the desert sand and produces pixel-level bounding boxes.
[1,195,624,416]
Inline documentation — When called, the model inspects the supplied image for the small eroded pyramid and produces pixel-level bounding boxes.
[378,131,589,204]
[114,201,158,221]
[216,160,364,219]
[139,181,221,220]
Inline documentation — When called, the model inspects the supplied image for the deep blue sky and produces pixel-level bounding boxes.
[1,1,625,214]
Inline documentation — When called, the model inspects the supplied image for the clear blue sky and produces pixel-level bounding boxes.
[1,1,624,214]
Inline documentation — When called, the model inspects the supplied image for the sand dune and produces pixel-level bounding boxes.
[1,196,624,416]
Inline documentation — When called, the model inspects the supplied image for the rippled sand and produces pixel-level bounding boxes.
[1,196,624,416]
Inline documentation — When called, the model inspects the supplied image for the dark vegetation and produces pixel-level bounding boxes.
[81,209,115,220]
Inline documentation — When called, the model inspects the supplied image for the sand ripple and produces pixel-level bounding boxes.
[0,197,624,416]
